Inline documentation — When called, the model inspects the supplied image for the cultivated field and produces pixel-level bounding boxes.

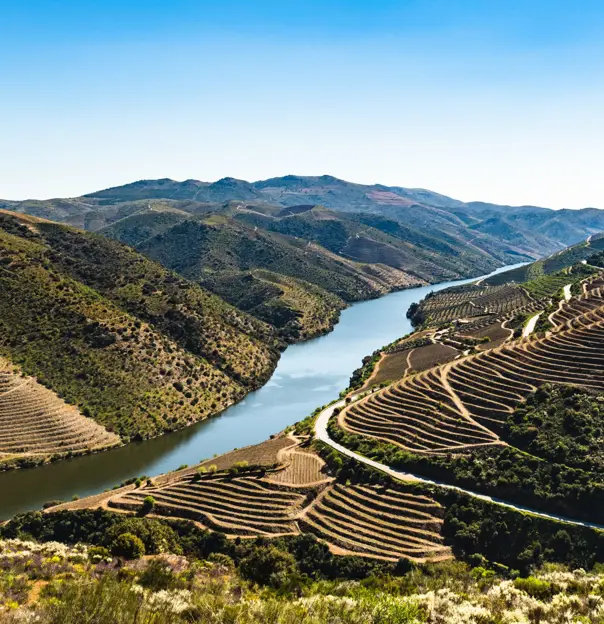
[300,483,450,561]
[363,350,413,388]
[84,437,451,562]
[267,447,330,486]
[408,343,458,372]
[341,273,604,453]
[0,361,120,461]
[415,284,533,325]
[111,474,307,535]
[457,320,513,350]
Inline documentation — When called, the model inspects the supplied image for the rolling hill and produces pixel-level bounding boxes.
[6,173,604,343]
[99,209,426,340]
[483,232,604,286]
[0,211,281,467]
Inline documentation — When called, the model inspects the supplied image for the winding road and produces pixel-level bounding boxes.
[314,398,604,531]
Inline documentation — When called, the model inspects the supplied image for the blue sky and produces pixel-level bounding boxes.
[2,1,604,207]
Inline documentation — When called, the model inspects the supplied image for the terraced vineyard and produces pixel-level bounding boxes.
[300,483,450,561]
[413,284,533,325]
[111,474,307,535]
[267,448,329,486]
[340,271,604,453]
[0,362,120,462]
[457,320,512,350]
[549,275,604,330]
[90,437,450,562]
[343,368,500,453]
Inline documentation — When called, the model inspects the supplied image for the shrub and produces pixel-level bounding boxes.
[138,558,179,591]
[514,576,553,599]
[239,545,297,587]
[105,517,182,555]
[141,496,156,515]
[228,460,249,475]
[207,552,235,571]
[88,546,111,562]
[111,533,145,559]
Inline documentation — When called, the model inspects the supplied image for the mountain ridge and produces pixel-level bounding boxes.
[4,174,603,258]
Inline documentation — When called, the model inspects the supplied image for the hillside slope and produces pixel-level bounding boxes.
[0,211,280,454]
[8,173,602,269]
[483,232,604,286]
[100,211,422,340]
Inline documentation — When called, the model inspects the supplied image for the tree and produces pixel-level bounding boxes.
[141,496,156,516]
[111,533,145,559]
[239,545,297,587]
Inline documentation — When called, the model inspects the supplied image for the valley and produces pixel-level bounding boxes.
[0,263,521,519]
[3,179,604,584]
[11,245,604,572]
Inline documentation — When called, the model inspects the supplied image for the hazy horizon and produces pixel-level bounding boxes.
[3,1,604,208]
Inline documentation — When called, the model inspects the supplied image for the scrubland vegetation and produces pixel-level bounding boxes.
[5,533,604,623]
[0,212,281,459]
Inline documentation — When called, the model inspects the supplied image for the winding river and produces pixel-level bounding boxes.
[0,262,525,519]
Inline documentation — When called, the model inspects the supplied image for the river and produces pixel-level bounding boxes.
[0,262,525,519]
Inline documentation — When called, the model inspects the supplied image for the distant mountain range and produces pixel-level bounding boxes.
[4,174,604,340]
[4,175,604,255]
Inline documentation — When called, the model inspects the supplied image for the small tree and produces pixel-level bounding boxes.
[111,533,145,559]
[239,545,297,587]
[141,496,156,515]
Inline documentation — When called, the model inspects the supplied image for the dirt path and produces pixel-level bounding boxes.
[439,362,503,442]
[522,311,543,337]
[563,284,572,301]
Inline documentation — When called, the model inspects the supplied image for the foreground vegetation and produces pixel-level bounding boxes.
[4,531,604,622]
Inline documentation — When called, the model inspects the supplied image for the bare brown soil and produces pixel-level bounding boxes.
[363,350,413,388]
[0,360,120,462]
[267,447,331,487]
[408,343,458,372]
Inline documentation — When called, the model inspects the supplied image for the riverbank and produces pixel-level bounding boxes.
[0,262,526,520]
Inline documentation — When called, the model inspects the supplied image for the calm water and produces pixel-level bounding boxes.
[0,263,525,519]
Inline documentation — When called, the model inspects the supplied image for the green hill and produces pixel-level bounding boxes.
[0,211,280,442]
[483,233,604,286]
[101,212,421,340]
[6,175,604,268]
[230,204,511,281]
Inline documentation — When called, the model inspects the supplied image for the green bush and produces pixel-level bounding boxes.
[239,545,297,587]
[514,576,553,599]
[141,496,156,515]
[111,533,145,560]
[88,546,111,562]
[138,558,180,591]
